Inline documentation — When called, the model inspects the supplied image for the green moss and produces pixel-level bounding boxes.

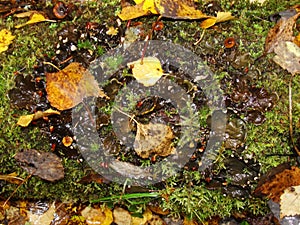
[1,0,299,222]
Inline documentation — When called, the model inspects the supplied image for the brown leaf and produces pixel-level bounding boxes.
[15,149,64,182]
[134,122,175,158]
[264,12,300,54]
[273,41,300,75]
[46,62,108,111]
[254,165,300,203]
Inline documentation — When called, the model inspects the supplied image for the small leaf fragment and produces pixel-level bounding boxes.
[17,109,60,127]
[0,29,15,53]
[127,56,163,87]
[200,11,235,29]
[15,13,51,28]
[280,185,300,218]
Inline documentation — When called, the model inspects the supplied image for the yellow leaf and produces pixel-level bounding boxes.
[81,206,113,225]
[155,0,210,19]
[142,0,158,14]
[127,56,163,87]
[118,1,155,21]
[17,109,60,127]
[46,62,108,111]
[0,29,15,53]
[200,11,235,29]
[118,0,210,20]
[131,208,152,225]
[106,26,119,36]
[15,13,52,28]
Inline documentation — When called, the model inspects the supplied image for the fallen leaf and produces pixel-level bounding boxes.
[155,0,210,19]
[81,206,113,225]
[254,165,300,203]
[15,12,55,29]
[17,109,60,127]
[134,122,175,158]
[106,26,119,36]
[46,62,108,110]
[280,186,300,218]
[0,29,15,53]
[113,207,132,225]
[127,57,163,87]
[0,172,24,185]
[200,11,235,29]
[28,202,55,225]
[14,149,64,182]
[264,12,300,54]
[131,208,153,225]
[273,41,300,75]
[118,0,211,20]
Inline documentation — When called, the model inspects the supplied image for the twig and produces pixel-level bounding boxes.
[289,75,300,156]
[43,61,61,71]
[2,174,32,208]
[194,29,206,45]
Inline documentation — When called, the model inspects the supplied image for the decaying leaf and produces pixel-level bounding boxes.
[17,109,60,127]
[254,165,300,203]
[81,206,113,225]
[0,29,15,53]
[280,185,300,218]
[46,62,108,110]
[127,57,164,87]
[14,149,64,182]
[200,11,235,29]
[28,202,55,225]
[118,0,211,20]
[109,160,153,179]
[113,207,132,225]
[15,12,55,29]
[264,12,300,54]
[134,122,175,158]
[273,41,300,75]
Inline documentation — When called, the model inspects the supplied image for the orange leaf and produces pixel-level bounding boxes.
[46,62,108,111]
[254,165,300,203]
